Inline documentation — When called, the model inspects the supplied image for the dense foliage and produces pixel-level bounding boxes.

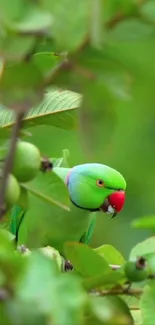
[0,0,155,324]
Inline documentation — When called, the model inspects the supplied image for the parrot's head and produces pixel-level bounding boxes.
[66,163,126,217]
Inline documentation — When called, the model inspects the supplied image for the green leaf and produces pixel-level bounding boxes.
[108,19,154,41]
[12,7,52,34]
[132,215,155,229]
[17,251,59,313]
[0,228,15,243]
[39,246,62,271]
[0,0,52,34]
[0,229,25,284]
[83,271,124,290]
[5,298,47,325]
[0,88,81,129]
[129,237,155,260]
[64,242,111,278]
[121,295,139,310]
[0,127,10,148]
[61,149,70,167]
[0,34,35,61]
[17,251,86,325]
[50,149,70,168]
[0,62,44,110]
[94,244,125,265]
[32,52,58,75]
[49,273,86,325]
[141,1,155,23]
[21,170,70,211]
[50,157,66,168]
[140,284,155,325]
[42,0,90,51]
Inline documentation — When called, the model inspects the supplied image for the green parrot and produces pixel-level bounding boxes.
[10,163,126,260]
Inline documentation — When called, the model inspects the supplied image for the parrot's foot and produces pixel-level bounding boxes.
[64,260,73,272]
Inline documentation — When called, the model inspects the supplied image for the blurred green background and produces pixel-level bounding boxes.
[22,32,155,259]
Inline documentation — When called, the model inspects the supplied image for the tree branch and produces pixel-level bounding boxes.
[95,288,143,297]
[0,111,24,219]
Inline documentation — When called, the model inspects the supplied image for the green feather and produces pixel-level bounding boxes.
[10,205,24,236]
[80,213,97,245]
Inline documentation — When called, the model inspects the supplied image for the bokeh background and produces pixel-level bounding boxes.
[22,33,155,259]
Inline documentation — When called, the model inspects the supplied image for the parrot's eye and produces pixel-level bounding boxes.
[96,179,104,187]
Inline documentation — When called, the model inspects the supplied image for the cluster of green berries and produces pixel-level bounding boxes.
[2,141,42,210]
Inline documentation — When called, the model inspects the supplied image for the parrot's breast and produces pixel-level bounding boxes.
[17,196,92,255]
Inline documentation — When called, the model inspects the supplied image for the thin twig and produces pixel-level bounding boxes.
[99,288,143,296]
[130,306,140,310]
[0,111,24,219]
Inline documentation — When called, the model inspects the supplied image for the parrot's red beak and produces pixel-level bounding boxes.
[100,190,125,217]
[109,191,125,213]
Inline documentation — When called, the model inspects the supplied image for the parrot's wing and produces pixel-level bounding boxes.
[10,206,25,238]
[80,213,97,245]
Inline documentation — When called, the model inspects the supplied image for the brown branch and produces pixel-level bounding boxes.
[99,288,143,296]
[16,29,49,38]
[106,0,148,29]
[106,12,127,29]
[130,306,140,310]
[0,111,24,219]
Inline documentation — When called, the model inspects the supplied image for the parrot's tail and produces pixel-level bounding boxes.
[10,206,25,240]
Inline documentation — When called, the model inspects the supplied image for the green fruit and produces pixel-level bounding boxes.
[124,257,149,282]
[12,141,41,182]
[5,174,20,207]
[85,296,134,325]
